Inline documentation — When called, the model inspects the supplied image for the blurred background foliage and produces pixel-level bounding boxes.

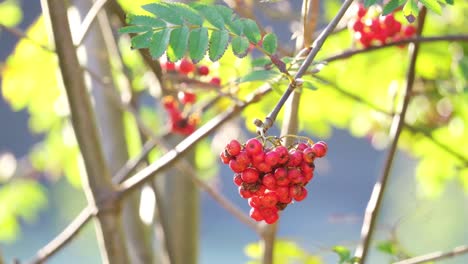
[0,0,467,263]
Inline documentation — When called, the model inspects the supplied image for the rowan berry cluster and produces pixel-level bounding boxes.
[160,58,222,135]
[220,137,328,224]
[350,4,417,48]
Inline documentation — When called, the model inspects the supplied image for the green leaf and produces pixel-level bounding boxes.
[126,15,166,28]
[191,3,225,29]
[142,3,184,25]
[332,246,351,263]
[238,69,279,83]
[118,25,151,34]
[241,18,261,44]
[189,27,209,63]
[419,0,442,14]
[167,25,189,62]
[376,240,398,256]
[262,33,277,55]
[169,3,203,25]
[364,0,378,8]
[403,0,419,23]
[0,0,23,27]
[149,28,171,59]
[231,36,250,58]
[251,57,271,68]
[130,31,153,49]
[302,79,318,91]
[382,0,406,15]
[215,5,243,35]
[208,30,230,62]
[226,19,243,36]
[444,0,454,4]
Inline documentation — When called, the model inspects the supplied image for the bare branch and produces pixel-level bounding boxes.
[74,0,108,46]
[29,207,95,264]
[393,245,468,264]
[259,0,355,134]
[354,8,428,264]
[0,24,54,52]
[42,0,130,262]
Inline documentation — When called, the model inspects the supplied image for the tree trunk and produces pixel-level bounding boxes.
[42,0,130,263]
[73,0,154,263]
[155,135,199,264]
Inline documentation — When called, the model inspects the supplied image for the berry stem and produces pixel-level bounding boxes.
[256,0,355,135]
[353,7,428,264]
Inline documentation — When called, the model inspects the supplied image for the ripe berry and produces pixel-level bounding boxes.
[261,192,279,208]
[403,25,417,37]
[178,58,195,74]
[162,96,178,110]
[178,91,196,105]
[254,161,271,173]
[239,186,253,199]
[241,167,260,183]
[287,150,303,167]
[220,151,231,164]
[226,139,242,156]
[274,146,289,164]
[296,143,309,151]
[236,151,250,166]
[197,65,210,76]
[287,168,302,183]
[264,151,280,166]
[262,173,277,190]
[352,20,365,32]
[210,77,221,86]
[233,174,243,186]
[274,167,289,186]
[303,147,315,164]
[250,207,264,221]
[245,138,263,156]
[312,141,328,158]
[163,61,176,71]
[292,186,308,201]
[248,196,261,208]
[357,4,367,18]
[229,159,247,173]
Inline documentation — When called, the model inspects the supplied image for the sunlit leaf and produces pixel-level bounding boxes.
[149,28,171,59]
[382,0,406,15]
[238,69,279,83]
[262,33,277,55]
[231,36,250,58]
[419,0,442,14]
[208,30,230,62]
[188,27,209,63]
[167,25,190,62]
[0,0,22,27]
[241,18,261,44]
[142,2,184,25]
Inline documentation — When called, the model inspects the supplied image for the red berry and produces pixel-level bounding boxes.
[276,186,289,199]
[262,173,277,190]
[178,58,195,74]
[264,151,280,166]
[241,168,260,183]
[233,174,243,186]
[163,61,176,71]
[236,151,251,166]
[368,18,382,33]
[261,192,279,208]
[245,138,263,156]
[253,161,271,173]
[210,77,221,86]
[261,208,279,224]
[292,186,308,201]
[296,143,309,151]
[274,146,289,164]
[248,196,261,208]
[178,91,197,105]
[287,168,302,183]
[226,139,242,156]
[239,186,253,199]
[220,151,231,164]
[274,167,289,186]
[278,194,292,204]
[250,207,264,221]
[162,96,178,110]
[287,150,303,167]
[356,31,372,48]
[253,185,267,196]
[357,4,367,18]
[352,20,365,32]
[197,65,210,76]
[251,151,265,163]
[382,14,396,28]
[312,141,328,158]
[303,147,315,163]
[403,25,417,37]
[229,159,247,173]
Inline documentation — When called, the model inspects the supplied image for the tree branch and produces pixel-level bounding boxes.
[393,245,468,264]
[353,8,427,264]
[323,35,468,64]
[28,206,95,264]
[42,0,130,263]
[74,0,108,46]
[258,0,355,134]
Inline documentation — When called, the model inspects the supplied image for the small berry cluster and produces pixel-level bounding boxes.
[162,95,199,135]
[220,137,328,224]
[161,58,221,86]
[350,4,417,48]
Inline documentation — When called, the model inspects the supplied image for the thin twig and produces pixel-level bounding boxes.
[353,8,427,264]
[393,245,468,264]
[259,0,355,134]
[314,76,468,167]
[0,24,54,52]
[29,207,95,264]
[74,0,108,46]
[323,35,468,64]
